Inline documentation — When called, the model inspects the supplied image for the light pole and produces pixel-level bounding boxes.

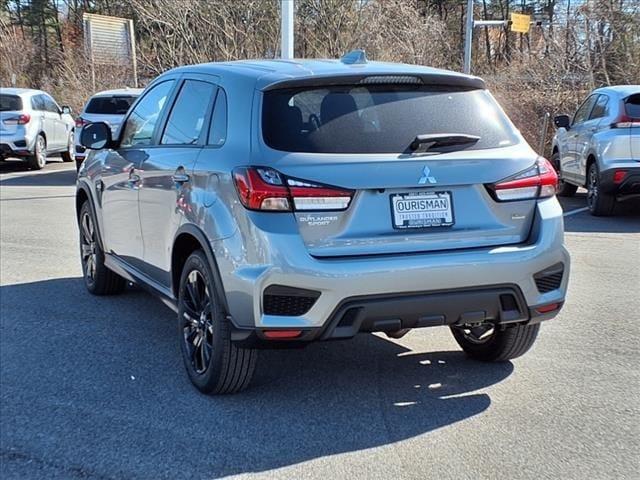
[281,0,294,59]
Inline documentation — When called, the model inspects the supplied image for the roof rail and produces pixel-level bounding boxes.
[340,49,367,65]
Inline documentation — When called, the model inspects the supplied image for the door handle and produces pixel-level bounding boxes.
[128,168,141,185]
[172,171,190,183]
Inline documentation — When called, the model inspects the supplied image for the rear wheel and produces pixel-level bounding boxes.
[79,201,126,295]
[587,163,615,216]
[61,132,74,162]
[450,322,540,362]
[178,250,257,394]
[28,134,46,170]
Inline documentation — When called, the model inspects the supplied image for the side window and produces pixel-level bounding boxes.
[208,88,227,146]
[42,95,59,113]
[121,81,174,148]
[589,95,609,120]
[31,95,44,111]
[573,95,597,125]
[161,80,216,145]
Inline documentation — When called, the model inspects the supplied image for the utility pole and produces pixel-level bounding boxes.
[281,0,294,59]
[463,0,474,74]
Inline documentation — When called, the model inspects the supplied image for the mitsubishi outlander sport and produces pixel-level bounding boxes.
[76,54,570,394]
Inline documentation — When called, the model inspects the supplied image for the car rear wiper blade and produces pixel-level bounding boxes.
[409,134,480,152]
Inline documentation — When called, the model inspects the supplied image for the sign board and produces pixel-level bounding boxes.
[83,13,138,88]
[510,13,531,34]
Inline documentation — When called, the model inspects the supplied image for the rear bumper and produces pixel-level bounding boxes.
[600,165,640,198]
[0,139,33,158]
[213,196,569,342]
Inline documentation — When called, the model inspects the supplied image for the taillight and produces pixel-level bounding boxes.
[611,113,640,128]
[232,167,354,212]
[489,157,558,202]
[75,117,88,128]
[3,113,30,125]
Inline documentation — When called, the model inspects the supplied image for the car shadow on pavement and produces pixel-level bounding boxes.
[0,166,76,187]
[0,277,514,478]
[559,193,640,234]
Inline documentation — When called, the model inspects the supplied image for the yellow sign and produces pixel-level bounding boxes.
[511,13,531,33]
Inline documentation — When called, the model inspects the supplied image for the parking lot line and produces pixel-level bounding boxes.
[563,207,589,217]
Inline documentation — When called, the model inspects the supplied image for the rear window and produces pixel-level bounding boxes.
[85,95,137,115]
[625,94,640,118]
[262,85,519,154]
[0,95,23,111]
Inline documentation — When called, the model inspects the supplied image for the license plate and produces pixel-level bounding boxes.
[391,191,454,229]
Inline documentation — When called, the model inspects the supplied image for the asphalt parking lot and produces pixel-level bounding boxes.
[1,159,639,480]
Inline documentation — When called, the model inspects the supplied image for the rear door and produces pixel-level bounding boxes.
[138,77,218,284]
[257,83,542,258]
[576,94,609,183]
[41,94,64,149]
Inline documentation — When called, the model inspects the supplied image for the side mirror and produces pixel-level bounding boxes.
[80,122,112,150]
[61,105,72,115]
[554,114,571,129]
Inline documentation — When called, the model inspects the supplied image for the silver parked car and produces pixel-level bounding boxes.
[552,85,640,215]
[76,55,570,394]
[74,88,142,169]
[0,88,75,169]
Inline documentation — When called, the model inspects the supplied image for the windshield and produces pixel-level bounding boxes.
[85,95,137,115]
[262,85,519,154]
[0,95,23,111]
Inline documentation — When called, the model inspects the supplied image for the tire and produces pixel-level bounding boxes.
[551,151,577,197]
[450,323,540,362]
[79,201,127,295]
[28,134,46,170]
[586,163,615,216]
[61,132,74,162]
[178,250,257,394]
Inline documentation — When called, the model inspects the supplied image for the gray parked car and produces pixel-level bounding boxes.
[0,88,75,169]
[74,88,143,169]
[552,85,640,215]
[76,55,570,394]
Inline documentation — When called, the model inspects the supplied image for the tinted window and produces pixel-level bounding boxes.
[121,81,174,147]
[161,80,216,145]
[573,95,597,125]
[208,88,227,146]
[85,96,138,115]
[42,95,59,113]
[589,95,609,119]
[262,85,518,153]
[0,95,22,111]
[31,95,44,111]
[625,94,640,118]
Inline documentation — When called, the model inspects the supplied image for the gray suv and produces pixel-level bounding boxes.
[552,85,640,215]
[76,56,570,394]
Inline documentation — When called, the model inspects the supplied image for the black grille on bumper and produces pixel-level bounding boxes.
[263,285,321,316]
[534,263,564,293]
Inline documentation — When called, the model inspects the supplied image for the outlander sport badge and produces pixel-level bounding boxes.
[418,165,437,185]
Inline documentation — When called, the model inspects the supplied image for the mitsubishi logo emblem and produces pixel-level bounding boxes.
[418,165,437,185]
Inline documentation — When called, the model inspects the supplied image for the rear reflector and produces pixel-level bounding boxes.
[613,170,628,184]
[535,303,560,314]
[263,330,302,339]
[233,167,353,212]
[489,157,558,201]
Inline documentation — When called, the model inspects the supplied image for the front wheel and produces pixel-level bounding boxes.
[79,201,126,295]
[178,250,257,394]
[61,132,74,162]
[450,323,540,362]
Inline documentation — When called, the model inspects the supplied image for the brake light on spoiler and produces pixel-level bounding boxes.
[233,167,354,212]
[488,157,558,201]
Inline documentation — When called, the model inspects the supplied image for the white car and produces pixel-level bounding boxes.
[0,88,75,169]
[74,88,142,168]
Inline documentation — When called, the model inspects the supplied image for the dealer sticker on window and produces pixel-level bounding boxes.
[391,191,454,229]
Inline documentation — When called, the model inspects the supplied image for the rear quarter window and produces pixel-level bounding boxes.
[0,95,23,111]
[625,94,640,118]
[85,96,138,115]
[262,85,519,154]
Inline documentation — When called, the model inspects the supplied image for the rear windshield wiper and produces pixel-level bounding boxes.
[409,134,480,153]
